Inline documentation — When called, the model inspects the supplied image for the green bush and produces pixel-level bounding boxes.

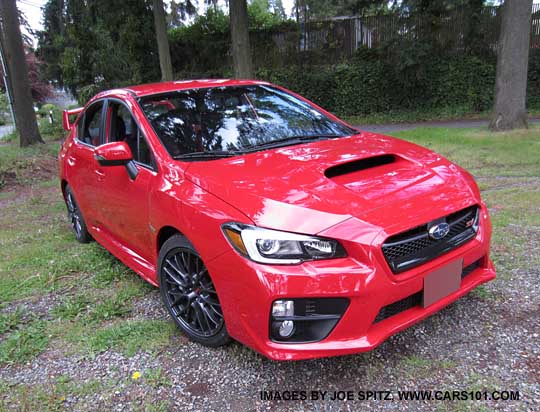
[0,93,9,125]
[257,66,338,111]
[528,49,540,110]
[333,61,394,115]
[425,56,496,112]
[37,103,65,139]
[256,55,506,117]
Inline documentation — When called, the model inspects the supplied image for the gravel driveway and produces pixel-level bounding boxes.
[3,244,538,412]
[0,128,538,412]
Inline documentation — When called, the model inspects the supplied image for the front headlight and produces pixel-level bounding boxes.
[222,223,347,264]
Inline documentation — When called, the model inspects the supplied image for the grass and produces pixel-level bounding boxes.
[0,377,107,412]
[469,285,493,300]
[393,126,540,178]
[51,294,92,320]
[0,307,26,335]
[0,377,170,412]
[0,135,170,368]
[0,123,538,409]
[401,354,432,369]
[0,320,49,364]
[82,320,176,357]
[143,368,172,388]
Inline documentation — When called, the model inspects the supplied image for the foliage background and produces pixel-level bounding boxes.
[36,0,540,117]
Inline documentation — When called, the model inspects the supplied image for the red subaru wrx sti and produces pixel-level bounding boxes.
[59,80,496,360]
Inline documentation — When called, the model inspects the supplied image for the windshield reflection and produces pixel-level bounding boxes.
[139,85,355,158]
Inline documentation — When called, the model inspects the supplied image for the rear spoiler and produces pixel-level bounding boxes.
[62,107,84,131]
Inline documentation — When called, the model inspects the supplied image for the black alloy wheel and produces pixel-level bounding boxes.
[158,235,230,346]
[64,185,91,243]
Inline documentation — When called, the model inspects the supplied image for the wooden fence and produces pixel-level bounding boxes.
[266,4,540,60]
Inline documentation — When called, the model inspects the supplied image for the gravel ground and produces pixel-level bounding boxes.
[1,226,538,411]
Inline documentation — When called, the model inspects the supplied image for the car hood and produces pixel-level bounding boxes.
[183,132,476,235]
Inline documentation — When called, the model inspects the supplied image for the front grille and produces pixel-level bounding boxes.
[374,259,483,323]
[382,206,479,274]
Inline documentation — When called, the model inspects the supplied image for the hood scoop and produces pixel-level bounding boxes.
[324,153,438,202]
[324,154,397,178]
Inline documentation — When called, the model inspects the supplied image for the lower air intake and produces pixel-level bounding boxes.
[374,258,483,323]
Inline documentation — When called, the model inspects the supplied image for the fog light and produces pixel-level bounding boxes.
[278,320,295,338]
[272,300,294,317]
[269,298,350,343]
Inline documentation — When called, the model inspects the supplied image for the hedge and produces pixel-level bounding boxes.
[77,49,540,118]
[258,51,540,117]
[255,55,503,117]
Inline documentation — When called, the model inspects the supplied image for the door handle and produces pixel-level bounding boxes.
[95,169,106,181]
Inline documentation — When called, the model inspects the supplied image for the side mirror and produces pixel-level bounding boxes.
[94,142,138,180]
[94,141,133,165]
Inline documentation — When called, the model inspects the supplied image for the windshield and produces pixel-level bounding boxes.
[138,85,356,159]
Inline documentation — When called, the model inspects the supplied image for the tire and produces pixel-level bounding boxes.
[158,234,230,347]
[64,185,92,243]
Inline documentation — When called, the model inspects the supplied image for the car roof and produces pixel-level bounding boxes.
[121,79,271,98]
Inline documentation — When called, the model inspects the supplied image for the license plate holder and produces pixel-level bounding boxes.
[423,259,463,308]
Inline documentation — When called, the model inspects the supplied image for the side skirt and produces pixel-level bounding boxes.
[89,225,158,287]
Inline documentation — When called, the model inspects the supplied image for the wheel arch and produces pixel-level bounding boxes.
[61,179,68,197]
[156,225,184,256]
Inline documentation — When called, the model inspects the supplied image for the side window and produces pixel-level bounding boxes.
[106,101,155,169]
[137,132,153,166]
[76,115,84,140]
[80,101,104,146]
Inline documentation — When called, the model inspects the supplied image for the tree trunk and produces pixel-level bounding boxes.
[0,26,16,123]
[153,0,173,82]
[0,0,43,146]
[229,0,254,79]
[489,0,533,131]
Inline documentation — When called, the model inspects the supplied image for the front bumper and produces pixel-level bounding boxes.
[206,205,496,361]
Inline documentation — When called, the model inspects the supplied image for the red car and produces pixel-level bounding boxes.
[59,80,496,360]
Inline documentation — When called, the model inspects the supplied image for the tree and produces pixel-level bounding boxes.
[0,0,43,146]
[168,0,197,28]
[270,0,287,19]
[249,0,286,26]
[37,0,160,98]
[153,0,173,81]
[294,0,388,21]
[489,0,533,131]
[0,51,53,104]
[229,0,254,78]
[36,0,65,85]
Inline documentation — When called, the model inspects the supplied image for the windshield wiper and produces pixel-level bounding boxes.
[174,150,245,161]
[173,135,344,160]
[242,134,344,152]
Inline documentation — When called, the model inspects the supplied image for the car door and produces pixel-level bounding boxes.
[97,98,158,263]
[67,100,106,228]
